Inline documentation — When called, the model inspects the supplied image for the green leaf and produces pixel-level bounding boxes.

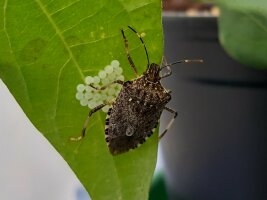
[216,0,267,69]
[0,0,163,199]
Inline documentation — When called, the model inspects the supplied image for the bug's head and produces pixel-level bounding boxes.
[143,63,161,82]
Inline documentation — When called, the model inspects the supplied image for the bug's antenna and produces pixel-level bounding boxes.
[128,26,150,67]
[162,59,203,69]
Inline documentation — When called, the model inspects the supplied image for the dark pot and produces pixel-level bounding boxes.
[160,14,267,200]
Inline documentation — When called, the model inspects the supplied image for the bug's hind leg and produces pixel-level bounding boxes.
[159,107,178,139]
[70,103,107,141]
[121,29,138,76]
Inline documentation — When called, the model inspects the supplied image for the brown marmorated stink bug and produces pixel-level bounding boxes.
[71,26,203,155]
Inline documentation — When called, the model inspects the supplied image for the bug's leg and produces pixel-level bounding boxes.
[121,29,138,76]
[162,56,168,66]
[160,59,203,79]
[160,56,172,79]
[159,107,178,139]
[161,65,172,79]
[127,26,150,67]
[89,80,124,90]
[70,103,107,141]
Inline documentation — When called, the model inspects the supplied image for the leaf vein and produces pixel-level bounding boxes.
[3,0,13,54]
[49,0,81,16]
[61,7,104,34]
[34,0,85,80]
[128,2,155,12]
[69,33,120,48]
[2,0,32,110]
[244,11,267,34]
[52,58,71,119]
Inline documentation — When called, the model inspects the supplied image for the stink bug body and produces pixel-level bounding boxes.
[71,26,203,155]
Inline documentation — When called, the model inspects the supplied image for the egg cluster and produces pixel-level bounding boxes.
[75,60,124,113]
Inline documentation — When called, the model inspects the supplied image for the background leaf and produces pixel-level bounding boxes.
[0,0,163,199]
[216,0,267,69]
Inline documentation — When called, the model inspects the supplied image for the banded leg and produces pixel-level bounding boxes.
[160,57,172,79]
[70,103,107,141]
[160,59,203,79]
[89,80,124,90]
[121,29,138,76]
[159,107,178,139]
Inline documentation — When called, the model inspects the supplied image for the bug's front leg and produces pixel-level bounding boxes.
[160,59,203,79]
[89,80,124,90]
[160,56,172,79]
[159,107,178,139]
[70,103,107,141]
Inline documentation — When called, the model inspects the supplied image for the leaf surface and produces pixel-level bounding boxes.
[0,0,163,199]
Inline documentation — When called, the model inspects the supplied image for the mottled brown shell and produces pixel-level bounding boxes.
[105,72,171,155]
